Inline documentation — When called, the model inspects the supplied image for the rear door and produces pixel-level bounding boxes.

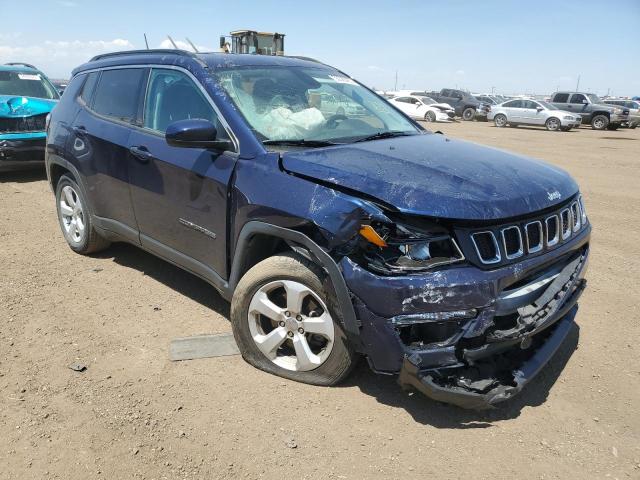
[392,97,417,117]
[127,67,237,279]
[502,99,523,122]
[69,67,147,241]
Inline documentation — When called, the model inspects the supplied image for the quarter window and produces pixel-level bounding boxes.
[143,69,223,136]
[553,93,570,103]
[79,71,99,106]
[92,68,146,122]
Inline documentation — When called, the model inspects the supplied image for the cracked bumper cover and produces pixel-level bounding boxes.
[0,136,46,170]
[342,225,589,409]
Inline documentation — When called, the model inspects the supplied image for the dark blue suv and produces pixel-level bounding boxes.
[46,50,590,409]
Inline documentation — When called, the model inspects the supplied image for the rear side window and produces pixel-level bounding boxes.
[79,72,99,105]
[504,100,523,108]
[553,93,569,102]
[92,68,146,122]
[570,94,587,104]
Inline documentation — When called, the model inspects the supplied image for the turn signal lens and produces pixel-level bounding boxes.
[359,225,387,247]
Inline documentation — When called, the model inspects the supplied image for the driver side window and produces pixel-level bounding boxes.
[143,69,226,138]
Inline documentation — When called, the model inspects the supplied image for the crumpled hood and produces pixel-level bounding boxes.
[281,133,579,221]
[0,95,57,117]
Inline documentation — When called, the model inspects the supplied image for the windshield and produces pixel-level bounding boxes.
[0,70,59,99]
[216,66,419,144]
[537,101,556,110]
[587,94,601,104]
[418,96,436,105]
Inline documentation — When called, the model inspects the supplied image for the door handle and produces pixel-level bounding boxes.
[72,125,87,135]
[129,145,155,164]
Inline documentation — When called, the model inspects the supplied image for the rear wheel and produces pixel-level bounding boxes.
[545,117,561,131]
[230,252,356,386]
[494,114,507,127]
[55,175,110,254]
[424,111,436,122]
[462,107,476,121]
[591,114,609,130]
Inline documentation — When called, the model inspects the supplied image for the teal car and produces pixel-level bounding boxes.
[0,63,59,171]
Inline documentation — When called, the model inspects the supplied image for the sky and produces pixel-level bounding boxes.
[1,0,639,96]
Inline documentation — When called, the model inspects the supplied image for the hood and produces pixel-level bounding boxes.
[431,103,454,111]
[281,134,578,221]
[0,95,57,118]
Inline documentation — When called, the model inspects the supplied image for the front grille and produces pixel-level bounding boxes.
[0,114,47,133]
[467,197,588,266]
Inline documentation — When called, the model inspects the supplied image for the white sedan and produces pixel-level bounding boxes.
[388,95,454,122]
[488,99,582,131]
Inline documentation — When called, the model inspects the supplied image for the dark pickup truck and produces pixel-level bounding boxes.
[549,92,629,130]
[427,89,490,121]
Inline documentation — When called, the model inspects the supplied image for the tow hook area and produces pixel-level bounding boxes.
[398,307,577,409]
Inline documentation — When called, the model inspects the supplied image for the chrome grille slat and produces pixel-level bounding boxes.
[570,201,581,232]
[525,221,543,253]
[471,231,501,264]
[560,208,571,240]
[546,215,559,247]
[501,226,523,259]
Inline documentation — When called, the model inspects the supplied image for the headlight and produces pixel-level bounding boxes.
[358,222,465,273]
[563,115,574,120]
[613,108,623,114]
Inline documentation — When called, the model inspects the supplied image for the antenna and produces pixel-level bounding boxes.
[185,38,199,53]
[575,75,581,91]
[167,35,179,49]
[143,33,149,50]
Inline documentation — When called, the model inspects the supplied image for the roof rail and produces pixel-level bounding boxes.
[5,62,38,70]
[89,49,199,62]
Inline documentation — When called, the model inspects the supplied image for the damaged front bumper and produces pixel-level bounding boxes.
[342,226,589,409]
[0,134,46,171]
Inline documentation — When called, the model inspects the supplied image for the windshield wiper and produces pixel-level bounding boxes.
[353,131,415,143]
[262,139,342,148]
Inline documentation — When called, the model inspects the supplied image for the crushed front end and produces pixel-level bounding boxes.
[342,197,590,409]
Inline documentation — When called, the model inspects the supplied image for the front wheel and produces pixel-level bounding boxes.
[545,117,561,131]
[591,114,609,130]
[230,252,356,386]
[424,111,436,122]
[494,114,507,127]
[462,107,476,121]
[55,174,110,254]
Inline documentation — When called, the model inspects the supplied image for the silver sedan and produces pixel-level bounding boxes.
[488,99,582,131]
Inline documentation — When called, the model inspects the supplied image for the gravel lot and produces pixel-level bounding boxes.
[1,121,639,479]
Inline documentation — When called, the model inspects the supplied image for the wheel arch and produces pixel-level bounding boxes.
[46,155,96,215]
[227,221,363,351]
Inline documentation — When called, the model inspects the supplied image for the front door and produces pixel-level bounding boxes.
[127,68,237,279]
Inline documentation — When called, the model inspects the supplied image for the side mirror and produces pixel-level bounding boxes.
[536,107,543,112]
[165,119,230,151]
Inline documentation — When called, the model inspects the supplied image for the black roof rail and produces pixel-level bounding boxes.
[89,49,200,62]
[5,62,38,70]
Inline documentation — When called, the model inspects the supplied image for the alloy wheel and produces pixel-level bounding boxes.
[59,185,85,243]
[247,280,335,371]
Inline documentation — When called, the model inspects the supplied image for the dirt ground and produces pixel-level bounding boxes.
[1,121,639,480]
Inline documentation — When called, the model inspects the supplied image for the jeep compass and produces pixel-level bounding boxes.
[45,50,590,409]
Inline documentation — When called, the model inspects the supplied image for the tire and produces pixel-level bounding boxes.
[591,114,609,130]
[560,126,572,132]
[462,107,476,121]
[230,252,356,386]
[55,174,110,254]
[494,114,507,127]
[424,111,436,122]
[545,117,561,131]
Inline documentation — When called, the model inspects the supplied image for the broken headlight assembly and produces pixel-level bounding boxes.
[357,221,465,274]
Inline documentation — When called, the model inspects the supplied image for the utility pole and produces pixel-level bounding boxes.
[491,86,495,95]
[394,71,398,91]
[575,75,581,91]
